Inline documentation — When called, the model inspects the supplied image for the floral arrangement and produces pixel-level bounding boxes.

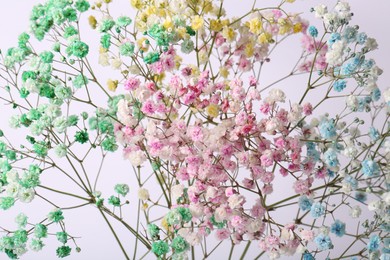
[0,0,388,259]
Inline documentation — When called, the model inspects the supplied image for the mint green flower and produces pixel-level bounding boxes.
[72,74,88,88]
[13,230,28,246]
[54,144,67,158]
[53,42,61,52]
[66,40,89,58]
[54,86,72,100]
[45,104,62,119]
[119,42,135,56]
[116,16,132,27]
[18,32,30,45]
[29,239,44,251]
[56,245,71,258]
[0,141,6,153]
[166,210,182,226]
[48,208,64,223]
[75,0,90,12]
[98,119,113,133]
[5,150,16,161]
[114,184,129,196]
[21,71,37,82]
[34,224,48,238]
[143,52,160,64]
[0,197,15,210]
[40,51,54,63]
[20,87,30,98]
[53,117,68,133]
[0,159,12,173]
[88,117,98,130]
[39,84,55,99]
[63,7,77,22]
[177,207,192,223]
[27,108,42,121]
[64,26,78,39]
[99,18,115,33]
[56,232,68,244]
[67,115,79,126]
[15,213,28,229]
[102,136,118,152]
[152,241,169,256]
[33,141,48,157]
[171,236,189,253]
[100,34,111,49]
[147,224,160,238]
[181,39,194,54]
[20,171,40,188]
[108,196,121,207]
[29,122,44,136]
[74,130,89,144]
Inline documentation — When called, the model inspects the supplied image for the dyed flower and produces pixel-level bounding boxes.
[314,234,333,251]
[310,202,325,218]
[330,220,346,237]
[367,235,381,252]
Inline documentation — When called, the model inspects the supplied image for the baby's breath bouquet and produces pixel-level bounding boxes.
[0,0,388,259]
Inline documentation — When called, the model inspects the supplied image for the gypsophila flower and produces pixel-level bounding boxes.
[314,234,333,251]
[330,220,346,237]
[138,188,150,200]
[34,224,48,239]
[15,213,28,228]
[171,236,189,253]
[308,26,318,37]
[74,130,89,144]
[0,197,15,210]
[148,224,160,239]
[310,202,325,218]
[368,235,381,252]
[152,241,169,256]
[56,246,71,258]
[48,208,64,223]
[29,239,44,252]
[114,184,130,196]
[56,232,68,244]
[299,195,314,211]
[361,159,380,178]
[108,196,121,207]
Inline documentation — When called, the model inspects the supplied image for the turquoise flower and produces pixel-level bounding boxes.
[367,235,381,252]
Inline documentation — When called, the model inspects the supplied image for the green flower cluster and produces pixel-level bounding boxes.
[0,229,28,259]
[166,207,192,226]
[48,208,64,223]
[114,184,130,196]
[30,0,90,40]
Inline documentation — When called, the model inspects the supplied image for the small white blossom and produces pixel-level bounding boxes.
[137,188,150,200]
[314,4,328,19]
[349,205,361,218]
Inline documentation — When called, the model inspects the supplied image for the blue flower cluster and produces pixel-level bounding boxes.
[333,80,347,92]
[330,219,346,237]
[324,148,339,168]
[369,127,380,141]
[354,191,367,202]
[302,252,315,260]
[367,235,381,252]
[361,159,380,178]
[310,202,325,218]
[344,176,358,190]
[314,234,333,251]
[306,142,320,161]
[319,118,337,139]
[308,25,318,38]
[299,195,314,211]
